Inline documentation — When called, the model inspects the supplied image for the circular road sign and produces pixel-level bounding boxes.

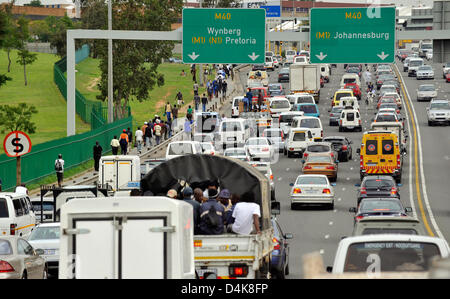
[3,131,32,158]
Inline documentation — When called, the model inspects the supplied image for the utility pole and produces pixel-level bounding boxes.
[108,0,114,123]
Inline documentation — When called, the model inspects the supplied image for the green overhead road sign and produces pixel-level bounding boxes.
[182,8,266,64]
[310,7,396,64]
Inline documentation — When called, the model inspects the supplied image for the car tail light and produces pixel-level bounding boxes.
[397,154,401,168]
[303,165,312,170]
[360,155,364,169]
[10,224,16,236]
[325,165,335,170]
[342,145,348,151]
[359,119,362,125]
[303,152,309,158]
[356,215,364,221]
[293,188,302,194]
[391,187,398,195]
[321,131,324,138]
[0,261,15,273]
[289,148,294,151]
[273,237,281,250]
[270,174,274,181]
[330,153,334,158]
[322,188,331,194]
[229,264,249,278]
[262,147,269,152]
[360,187,367,195]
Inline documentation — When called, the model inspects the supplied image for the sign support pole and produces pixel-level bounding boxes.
[16,156,21,186]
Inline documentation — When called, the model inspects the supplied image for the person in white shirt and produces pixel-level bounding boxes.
[15,183,28,195]
[135,128,144,154]
[231,192,261,235]
[55,154,65,187]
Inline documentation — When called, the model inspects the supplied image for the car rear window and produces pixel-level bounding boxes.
[279,115,296,123]
[366,140,378,155]
[364,179,394,189]
[0,199,9,218]
[343,78,356,84]
[31,202,54,212]
[360,200,402,213]
[297,105,317,114]
[296,176,328,185]
[168,143,193,155]
[297,97,314,104]
[221,122,242,132]
[300,118,320,128]
[362,228,418,235]
[270,100,290,109]
[307,156,332,163]
[336,92,352,101]
[382,139,395,155]
[225,150,246,156]
[346,112,355,121]
[13,199,24,217]
[343,242,440,272]
[308,145,330,152]
[263,130,282,138]
[247,139,268,146]
[293,132,306,141]
[0,240,12,255]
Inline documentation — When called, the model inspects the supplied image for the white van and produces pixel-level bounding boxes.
[284,128,314,158]
[338,96,360,111]
[340,73,361,88]
[269,97,291,118]
[408,58,424,77]
[320,64,331,83]
[339,108,362,132]
[231,96,244,118]
[0,193,36,237]
[265,56,275,71]
[291,116,323,140]
[286,93,316,106]
[98,155,141,191]
[278,111,305,135]
[165,141,202,160]
[285,50,297,64]
[218,118,251,148]
[293,56,308,65]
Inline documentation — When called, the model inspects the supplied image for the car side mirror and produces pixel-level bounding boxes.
[356,148,360,154]
[326,266,333,273]
[349,207,357,213]
[284,233,293,240]
[271,201,281,215]
[289,183,294,187]
[35,249,45,256]
[331,183,337,187]
[302,160,305,164]
[355,183,361,187]
[397,183,403,187]
[405,207,413,213]
[336,160,340,163]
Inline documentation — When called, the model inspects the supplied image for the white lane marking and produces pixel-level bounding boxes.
[286,168,290,171]
[337,197,342,202]
[319,249,325,255]
[396,63,445,240]
[325,234,330,239]
[329,221,334,226]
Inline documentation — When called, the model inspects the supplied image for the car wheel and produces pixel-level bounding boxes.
[285,262,289,275]
[291,203,297,210]
[328,202,334,210]
[43,266,48,279]
[287,152,292,158]
[428,120,433,126]
[21,271,27,279]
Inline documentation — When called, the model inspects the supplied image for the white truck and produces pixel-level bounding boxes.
[140,154,278,279]
[289,64,321,103]
[98,155,141,191]
[58,196,195,279]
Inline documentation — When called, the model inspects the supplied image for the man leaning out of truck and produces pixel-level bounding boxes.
[230,192,261,235]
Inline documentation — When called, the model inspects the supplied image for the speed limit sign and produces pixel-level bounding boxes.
[3,131,32,158]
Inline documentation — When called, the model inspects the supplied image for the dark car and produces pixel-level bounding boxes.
[268,83,284,96]
[356,176,400,205]
[328,106,344,126]
[376,74,396,90]
[252,64,266,71]
[346,67,361,77]
[278,67,290,83]
[323,136,353,162]
[349,198,412,224]
[270,217,293,279]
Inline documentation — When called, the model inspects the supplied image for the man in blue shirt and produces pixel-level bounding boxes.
[198,188,225,235]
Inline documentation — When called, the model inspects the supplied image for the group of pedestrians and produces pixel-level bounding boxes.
[164,183,261,236]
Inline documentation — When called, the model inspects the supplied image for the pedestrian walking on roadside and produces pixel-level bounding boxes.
[160,120,167,141]
[187,105,193,116]
[165,102,172,122]
[257,90,263,112]
[111,136,120,155]
[126,127,133,152]
[15,183,28,195]
[194,94,200,111]
[145,121,153,149]
[184,118,192,140]
[172,104,179,120]
[166,119,172,139]
[135,127,144,154]
[141,122,148,147]
[201,93,208,112]
[193,81,199,96]
[119,129,129,155]
[93,141,103,172]
[154,119,162,145]
[191,64,197,82]
[55,154,65,188]
[222,80,228,100]
[175,91,184,106]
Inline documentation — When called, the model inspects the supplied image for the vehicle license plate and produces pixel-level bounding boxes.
[196,268,217,277]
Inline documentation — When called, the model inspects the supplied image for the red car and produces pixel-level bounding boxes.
[344,83,361,101]
[446,73,450,83]
[320,76,325,88]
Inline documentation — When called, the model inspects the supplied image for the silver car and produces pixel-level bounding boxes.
[416,65,434,80]
[427,99,450,126]
[0,236,47,279]
[262,128,285,153]
[27,223,60,275]
[416,84,437,102]
[290,174,335,210]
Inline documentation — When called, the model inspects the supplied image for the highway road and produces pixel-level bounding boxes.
[235,59,450,278]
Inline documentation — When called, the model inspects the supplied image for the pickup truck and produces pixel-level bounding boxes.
[140,154,279,279]
[247,70,269,87]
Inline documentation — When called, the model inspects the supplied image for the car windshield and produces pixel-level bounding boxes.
[421,44,432,49]
[343,242,440,272]
[363,178,394,189]
[300,118,320,128]
[296,105,317,114]
[29,226,60,241]
[418,66,432,71]
[279,114,299,123]
[307,145,330,152]
[0,198,9,218]
[0,240,12,255]
[168,143,193,155]
[296,176,328,185]
[268,85,282,91]
[410,60,423,67]
[225,150,246,156]
[376,114,397,122]
[360,200,402,213]
[297,96,314,104]
[430,103,450,110]
[293,132,306,141]
[307,156,332,163]
[419,85,435,91]
[221,122,241,131]
[271,100,290,109]
[246,138,268,146]
[286,50,296,56]
[362,228,418,235]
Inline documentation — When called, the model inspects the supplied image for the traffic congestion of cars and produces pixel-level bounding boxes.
[1,43,450,280]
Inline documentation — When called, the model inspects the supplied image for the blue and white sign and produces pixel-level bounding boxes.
[260,5,281,18]
[242,0,281,18]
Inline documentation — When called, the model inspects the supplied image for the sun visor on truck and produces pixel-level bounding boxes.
[140,154,267,207]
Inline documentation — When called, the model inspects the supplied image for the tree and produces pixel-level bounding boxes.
[29,20,51,42]
[202,0,242,7]
[80,0,107,58]
[0,103,38,134]
[0,2,20,73]
[16,49,37,86]
[0,74,12,89]
[48,14,83,57]
[26,0,43,7]
[15,16,37,85]
[85,0,183,118]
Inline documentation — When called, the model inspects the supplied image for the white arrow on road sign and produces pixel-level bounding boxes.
[248,52,260,61]
[188,52,200,61]
[315,52,327,61]
[377,52,389,60]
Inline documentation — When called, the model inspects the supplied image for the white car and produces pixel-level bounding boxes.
[231,96,244,118]
[244,137,276,161]
[374,112,400,124]
[285,50,296,64]
[0,193,36,238]
[165,141,202,160]
[27,223,60,274]
[291,116,323,140]
[278,111,305,135]
[416,84,437,102]
[381,92,402,109]
[330,234,450,274]
[339,108,362,132]
[293,55,308,65]
[290,174,335,210]
[268,97,291,118]
[286,93,316,106]
[443,62,450,79]
[416,65,434,80]
[284,127,314,158]
[262,128,285,153]
[407,58,424,77]
[200,142,216,155]
[218,118,251,148]
[223,147,250,162]
[248,161,275,198]
[265,56,275,71]
[379,85,398,97]
[427,99,450,126]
